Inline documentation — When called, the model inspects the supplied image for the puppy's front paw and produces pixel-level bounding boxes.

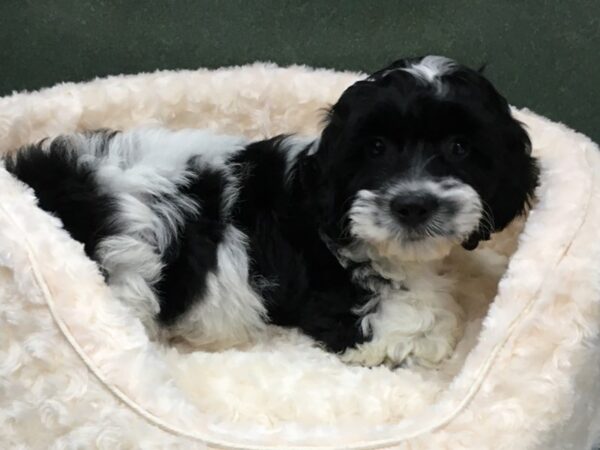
[404,333,457,368]
[342,291,464,368]
[340,340,408,367]
[340,332,455,368]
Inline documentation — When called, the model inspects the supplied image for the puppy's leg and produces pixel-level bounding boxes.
[341,277,464,368]
[295,291,366,355]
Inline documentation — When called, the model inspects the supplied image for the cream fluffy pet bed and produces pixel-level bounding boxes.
[1,64,600,450]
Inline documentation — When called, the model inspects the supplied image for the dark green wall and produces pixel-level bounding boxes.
[1,0,598,141]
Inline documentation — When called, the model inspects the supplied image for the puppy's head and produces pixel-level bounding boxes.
[303,56,539,262]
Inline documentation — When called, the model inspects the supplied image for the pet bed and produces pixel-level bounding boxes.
[1,64,599,450]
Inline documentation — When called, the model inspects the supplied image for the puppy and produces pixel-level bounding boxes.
[4,56,538,367]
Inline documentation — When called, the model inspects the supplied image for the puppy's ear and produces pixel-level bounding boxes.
[463,119,538,251]
[491,120,539,232]
[298,151,341,236]
[298,153,321,190]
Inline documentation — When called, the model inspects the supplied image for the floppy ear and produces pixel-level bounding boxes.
[462,120,539,250]
[305,80,378,241]
[491,120,539,230]
[297,127,352,242]
[299,101,344,195]
[298,153,321,191]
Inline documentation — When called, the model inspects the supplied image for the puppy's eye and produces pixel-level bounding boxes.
[366,138,386,158]
[446,140,471,161]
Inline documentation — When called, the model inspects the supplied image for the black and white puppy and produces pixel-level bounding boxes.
[4,56,538,367]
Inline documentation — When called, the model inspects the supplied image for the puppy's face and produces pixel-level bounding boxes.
[307,56,539,261]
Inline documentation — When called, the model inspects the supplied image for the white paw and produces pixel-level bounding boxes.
[341,331,457,368]
[342,287,464,368]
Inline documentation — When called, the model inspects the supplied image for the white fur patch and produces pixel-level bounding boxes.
[96,234,163,337]
[373,56,455,93]
[403,55,456,86]
[167,225,268,350]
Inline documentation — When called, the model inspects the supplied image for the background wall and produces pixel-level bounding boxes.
[1,0,598,141]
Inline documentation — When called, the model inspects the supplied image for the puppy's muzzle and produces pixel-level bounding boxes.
[390,193,439,227]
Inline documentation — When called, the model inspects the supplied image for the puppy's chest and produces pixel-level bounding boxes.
[349,262,406,294]
[339,243,453,300]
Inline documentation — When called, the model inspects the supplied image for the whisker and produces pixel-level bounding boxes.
[479,199,496,234]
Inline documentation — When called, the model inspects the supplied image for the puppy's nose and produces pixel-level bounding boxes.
[391,194,438,226]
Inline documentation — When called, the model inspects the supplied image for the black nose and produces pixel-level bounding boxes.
[390,194,439,226]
